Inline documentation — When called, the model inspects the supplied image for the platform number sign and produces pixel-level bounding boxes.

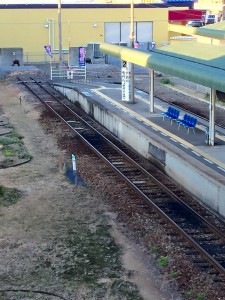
[121,60,131,102]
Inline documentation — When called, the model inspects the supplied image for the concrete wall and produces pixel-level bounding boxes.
[0,48,23,66]
[52,84,225,218]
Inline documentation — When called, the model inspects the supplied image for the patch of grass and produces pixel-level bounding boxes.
[184,290,193,298]
[111,279,144,300]
[0,185,22,207]
[2,145,15,157]
[44,223,123,286]
[169,271,177,278]
[204,92,210,100]
[18,153,32,160]
[7,131,24,140]
[149,245,159,254]
[158,256,169,267]
[160,78,175,85]
[0,137,19,145]
[196,291,205,300]
[1,158,14,165]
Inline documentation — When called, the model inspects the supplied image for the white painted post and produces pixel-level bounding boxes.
[149,69,154,114]
[72,154,76,171]
[209,88,215,146]
[121,60,132,102]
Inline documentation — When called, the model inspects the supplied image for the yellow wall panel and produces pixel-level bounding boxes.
[0,6,168,62]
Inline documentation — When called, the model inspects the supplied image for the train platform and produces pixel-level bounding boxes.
[51,78,225,217]
[56,80,225,174]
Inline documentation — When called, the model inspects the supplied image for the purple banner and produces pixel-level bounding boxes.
[79,47,86,66]
[44,45,53,58]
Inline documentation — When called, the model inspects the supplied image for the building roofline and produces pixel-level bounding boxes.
[0,3,171,9]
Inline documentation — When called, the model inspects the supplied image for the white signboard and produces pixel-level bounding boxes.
[121,60,131,102]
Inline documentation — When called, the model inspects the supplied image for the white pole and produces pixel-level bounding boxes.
[130,0,134,103]
[149,69,154,114]
[72,154,76,171]
[209,88,215,146]
[58,0,63,67]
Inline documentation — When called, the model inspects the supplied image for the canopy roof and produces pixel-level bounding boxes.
[169,21,225,39]
[100,42,225,92]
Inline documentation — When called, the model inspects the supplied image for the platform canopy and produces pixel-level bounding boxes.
[169,21,225,40]
[100,41,225,93]
[100,41,225,146]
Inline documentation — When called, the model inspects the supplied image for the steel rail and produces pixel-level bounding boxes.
[19,77,225,277]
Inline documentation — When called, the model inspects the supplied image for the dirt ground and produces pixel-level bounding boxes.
[0,77,181,299]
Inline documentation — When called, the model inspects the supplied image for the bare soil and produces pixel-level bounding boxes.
[1,65,225,300]
[0,73,179,299]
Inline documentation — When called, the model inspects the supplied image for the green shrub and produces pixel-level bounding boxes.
[158,256,169,267]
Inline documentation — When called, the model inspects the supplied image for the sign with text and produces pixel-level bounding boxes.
[121,60,131,102]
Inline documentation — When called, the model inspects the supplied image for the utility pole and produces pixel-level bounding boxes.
[130,0,135,103]
[58,0,63,66]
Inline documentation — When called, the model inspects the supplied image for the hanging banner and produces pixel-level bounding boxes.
[44,45,53,58]
[121,60,131,102]
[79,47,86,66]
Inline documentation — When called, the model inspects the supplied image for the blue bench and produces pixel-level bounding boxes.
[161,107,180,124]
[176,114,197,133]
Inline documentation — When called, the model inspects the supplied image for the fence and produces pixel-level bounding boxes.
[50,65,86,80]
[23,52,68,64]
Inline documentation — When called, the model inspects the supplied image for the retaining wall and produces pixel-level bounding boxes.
[52,83,225,218]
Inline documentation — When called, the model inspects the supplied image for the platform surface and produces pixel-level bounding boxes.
[53,78,225,178]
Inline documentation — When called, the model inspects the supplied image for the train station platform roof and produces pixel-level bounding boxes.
[169,21,225,39]
[100,42,225,93]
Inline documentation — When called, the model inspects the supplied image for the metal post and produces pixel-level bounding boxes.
[209,88,215,146]
[130,0,134,103]
[149,69,154,114]
[58,0,63,67]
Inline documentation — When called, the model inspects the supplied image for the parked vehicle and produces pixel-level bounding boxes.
[202,14,217,25]
[186,20,204,27]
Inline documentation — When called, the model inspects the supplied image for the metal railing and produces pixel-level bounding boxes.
[50,65,86,80]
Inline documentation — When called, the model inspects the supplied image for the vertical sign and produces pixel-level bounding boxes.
[121,60,131,102]
[79,47,86,66]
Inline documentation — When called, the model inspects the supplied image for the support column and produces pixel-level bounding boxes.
[149,69,154,114]
[58,0,63,67]
[129,0,135,103]
[209,88,215,146]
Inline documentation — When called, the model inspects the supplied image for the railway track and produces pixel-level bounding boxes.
[18,76,225,284]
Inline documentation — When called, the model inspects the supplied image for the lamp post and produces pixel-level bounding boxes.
[130,0,134,103]
[58,0,63,66]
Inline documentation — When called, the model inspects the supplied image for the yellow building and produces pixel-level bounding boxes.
[0,3,169,63]
[194,0,223,15]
